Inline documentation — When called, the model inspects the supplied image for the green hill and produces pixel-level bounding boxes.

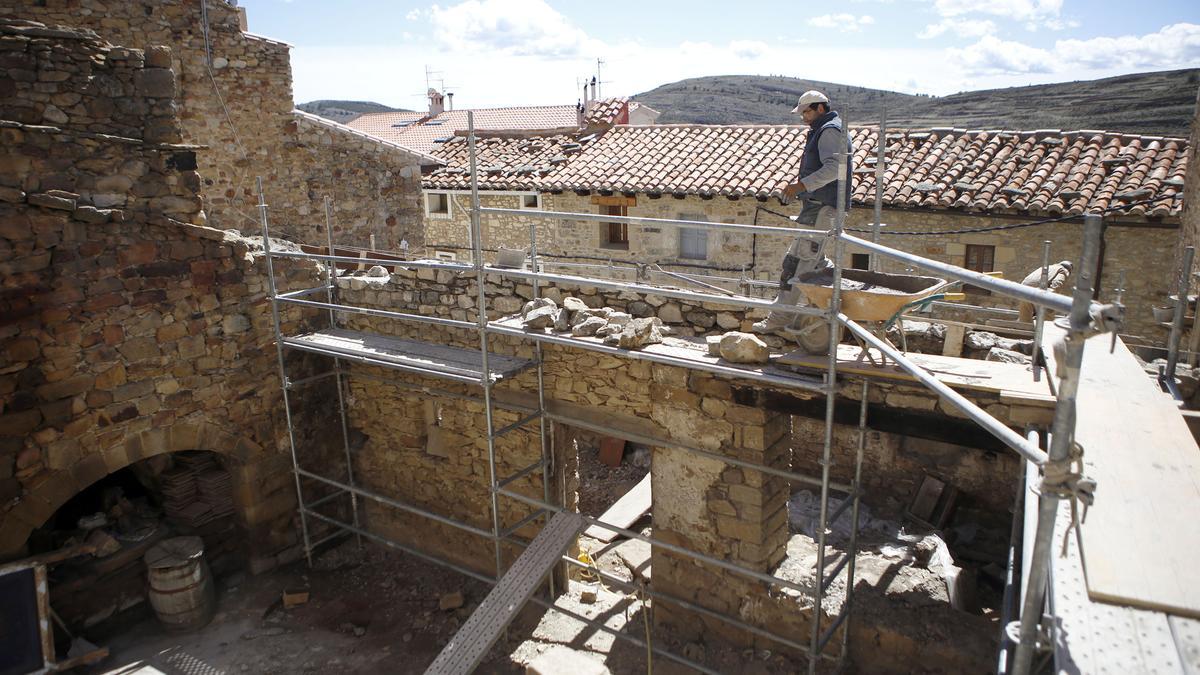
[297,100,411,124]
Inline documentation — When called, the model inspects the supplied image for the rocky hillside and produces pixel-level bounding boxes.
[635,69,1200,137]
[296,100,410,125]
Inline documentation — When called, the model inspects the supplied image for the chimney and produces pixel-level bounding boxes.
[589,76,597,102]
[446,92,454,111]
[427,88,444,115]
[576,99,584,128]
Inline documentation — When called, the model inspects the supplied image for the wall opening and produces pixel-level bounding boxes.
[28,451,243,633]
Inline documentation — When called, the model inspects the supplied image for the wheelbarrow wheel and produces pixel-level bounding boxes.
[786,315,843,356]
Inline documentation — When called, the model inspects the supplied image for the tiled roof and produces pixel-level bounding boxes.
[541,125,1187,218]
[584,97,629,127]
[424,134,590,190]
[347,99,629,156]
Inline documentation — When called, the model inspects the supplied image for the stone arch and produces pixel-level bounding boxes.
[0,419,265,560]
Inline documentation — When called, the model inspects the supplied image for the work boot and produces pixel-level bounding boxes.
[751,287,805,334]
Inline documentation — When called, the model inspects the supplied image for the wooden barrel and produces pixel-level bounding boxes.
[144,536,215,632]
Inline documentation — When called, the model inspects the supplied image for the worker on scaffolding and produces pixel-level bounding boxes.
[1016,260,1073,323]
[752,90,853,354]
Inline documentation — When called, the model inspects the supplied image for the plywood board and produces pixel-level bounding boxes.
[583,473,651,543]
[777,343,1055,407]
[285,328,531,380]
[1046,324,1200,617]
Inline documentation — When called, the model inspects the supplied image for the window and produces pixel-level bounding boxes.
[677,214,708,260]
[520,194,540,209]
[679,228,707,260]
[601,205,629,249]
[851,253,870,270]
[964,244,995,294]
[425,192,450,218]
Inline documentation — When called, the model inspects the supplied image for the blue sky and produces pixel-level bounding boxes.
[240,0,1200,109]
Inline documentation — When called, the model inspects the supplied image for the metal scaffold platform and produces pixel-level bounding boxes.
[256,109,1130,674]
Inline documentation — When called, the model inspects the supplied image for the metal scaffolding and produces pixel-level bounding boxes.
[257,111,1119,674]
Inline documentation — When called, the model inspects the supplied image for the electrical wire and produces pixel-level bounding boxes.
[754,192,1182,236]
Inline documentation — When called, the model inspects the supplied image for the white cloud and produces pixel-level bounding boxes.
[428,0,602,58]
[807,14,876,32]
[949,23,1200,75]
[729,40,769,59]
[918,18,996,39]
[405,8,426,21]
[932,0,1063,21]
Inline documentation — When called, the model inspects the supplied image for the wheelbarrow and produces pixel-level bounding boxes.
[787,269,962,363]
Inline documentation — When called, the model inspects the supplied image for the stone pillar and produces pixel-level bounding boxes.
[650,401,792,645]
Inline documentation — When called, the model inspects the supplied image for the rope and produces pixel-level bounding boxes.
[755,192,1181,236]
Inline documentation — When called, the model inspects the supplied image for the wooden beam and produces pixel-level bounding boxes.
[589,194,637,207]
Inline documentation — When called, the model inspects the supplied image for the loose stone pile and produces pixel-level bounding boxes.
[520,296,672,349]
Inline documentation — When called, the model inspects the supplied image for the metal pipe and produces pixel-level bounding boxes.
[480,206,828,239]
[496,458,546,489]
[837,379,870,665]
[490,412,542,439]
[277,285,329,300]
[839,316,1049,465]
[529,216,556,598]
[524,596,723,675]
[324,196,362,547]
[1032,241,1051,383]
[483,265,827,317]
[541,411,855,493]
[1165,246,1194,381]
[495,485,818,596]
[820,553,851,594]
[871,110,886,270]
[499,508,548,539]
[304,510,495,584]
[269,248,474,273]
[810,138,850,672]
[280,338,486,385]
[1012,213,1105,675]
[284,371,337,388]
[256,176,314,567]
[554,554,834,662]
[275,295,478,331]
[487,322,829,394]
[841,233,1079,316]
[997,432,1035,674]
[469,113,507,583]
[297,467,495,539]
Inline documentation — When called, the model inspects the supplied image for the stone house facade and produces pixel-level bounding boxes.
[2,0,434,250]
[421,124,1188,342]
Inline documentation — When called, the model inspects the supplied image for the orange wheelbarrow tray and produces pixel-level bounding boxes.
[792,269,951,322]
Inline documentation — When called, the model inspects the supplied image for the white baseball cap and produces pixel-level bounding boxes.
[790,90,830,113]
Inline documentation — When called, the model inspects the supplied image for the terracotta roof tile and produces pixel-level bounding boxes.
[533,125,1184,217]
[423,134,590,191]
[346,98,628,156]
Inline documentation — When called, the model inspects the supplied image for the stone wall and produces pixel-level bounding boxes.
[0,23,335,571]
[1,1,426,248]
[425,185,1179,341]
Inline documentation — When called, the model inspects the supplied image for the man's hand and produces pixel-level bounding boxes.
[782,182,808,200]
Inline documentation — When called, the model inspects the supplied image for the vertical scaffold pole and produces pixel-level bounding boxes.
[837,379,869,666]
[1012,213,1104,675]
[529,216,556,598]
[258,176,314,567]
[1032,241,1051,383]
[324,197,361,546]
[1166,246,1195,381]
[870,108,885,271]
[809,118,850,673]
[468,112,505,582]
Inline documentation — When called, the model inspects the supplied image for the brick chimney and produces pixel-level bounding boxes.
[427,88,445,115]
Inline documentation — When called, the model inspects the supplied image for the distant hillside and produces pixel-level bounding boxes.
[297,100,410,125]
[635,69,1200,137]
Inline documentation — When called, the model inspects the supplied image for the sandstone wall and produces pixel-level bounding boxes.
[1,1,425,248]
[426,185,1179,342]
[0,23,337,571]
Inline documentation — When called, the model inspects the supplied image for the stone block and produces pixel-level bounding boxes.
[0,409,41,436]
[28,192,75,211]
[35,374,93,401]
[134,67,175,98]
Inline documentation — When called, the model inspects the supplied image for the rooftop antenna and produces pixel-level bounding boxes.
[596,57,609,98]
